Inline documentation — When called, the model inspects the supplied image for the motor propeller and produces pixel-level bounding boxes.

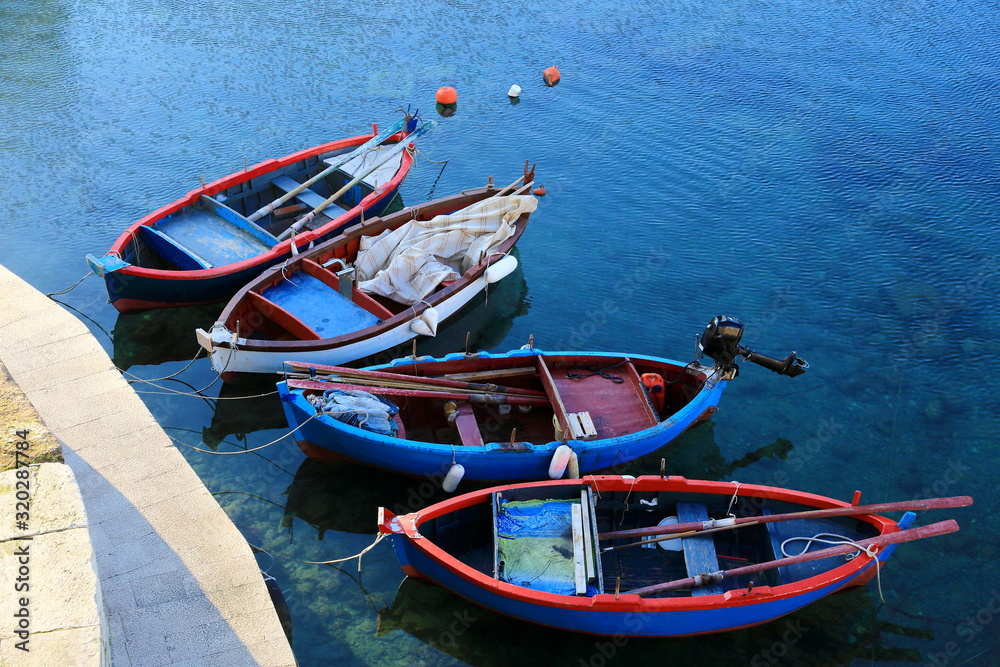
[698,316,808,378]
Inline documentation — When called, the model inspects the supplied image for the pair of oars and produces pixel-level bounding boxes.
[599,495,973,543]
[624,519,959,597]
[284,362,550,407]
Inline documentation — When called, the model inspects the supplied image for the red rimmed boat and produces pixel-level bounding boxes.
[87,116,433,311]
[378,475,966,637]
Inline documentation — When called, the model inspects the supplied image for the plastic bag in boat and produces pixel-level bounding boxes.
[308,389,399,436]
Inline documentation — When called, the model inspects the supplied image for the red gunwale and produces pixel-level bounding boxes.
[379,475,899,614]
[106,130,412,280]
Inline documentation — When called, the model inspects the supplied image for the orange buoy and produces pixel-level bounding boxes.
[532,185,547,196]
[543,66,561,86]
[641,373,666,414]
[435,86,458,105]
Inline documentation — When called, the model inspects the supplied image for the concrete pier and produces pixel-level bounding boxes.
[0,266,296,666]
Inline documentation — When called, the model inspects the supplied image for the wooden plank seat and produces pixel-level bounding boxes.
[676,501,724,596]
[270,174,330,211]
[259,271,380,338]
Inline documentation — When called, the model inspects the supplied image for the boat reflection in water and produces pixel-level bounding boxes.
[111,302,220,371]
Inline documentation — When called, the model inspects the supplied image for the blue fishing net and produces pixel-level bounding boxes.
[496,498,593,596]
[309,389,399,436]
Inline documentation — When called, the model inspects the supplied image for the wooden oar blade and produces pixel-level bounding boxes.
[626,519,960,597]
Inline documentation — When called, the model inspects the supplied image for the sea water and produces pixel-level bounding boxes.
[1,0,997,664]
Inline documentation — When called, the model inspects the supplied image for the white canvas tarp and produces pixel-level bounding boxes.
[355,195,537,306]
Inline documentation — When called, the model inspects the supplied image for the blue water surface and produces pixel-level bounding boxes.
[1,0,998,665]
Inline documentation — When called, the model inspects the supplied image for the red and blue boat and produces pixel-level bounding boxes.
[377,475,966,637]
[87,116,433,311]
[278,317,809,487]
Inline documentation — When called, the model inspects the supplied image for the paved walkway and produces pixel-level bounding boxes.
[0,266,296,666]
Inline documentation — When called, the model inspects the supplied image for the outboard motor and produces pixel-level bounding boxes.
[698,316,808,378]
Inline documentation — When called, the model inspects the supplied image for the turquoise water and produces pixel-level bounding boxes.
[2,0,998,664]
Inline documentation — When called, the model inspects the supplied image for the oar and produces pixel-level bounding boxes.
[283,371,542,400]
[248,117,409,222]
[283,361,546,397]
[601,522,762,554]
[625,519,959,597]
[277,120,437,241]
[598,496,974,542]
[287,378,550,406]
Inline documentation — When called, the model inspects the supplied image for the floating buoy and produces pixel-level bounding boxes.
[435,87,458,105]
[543,66,561,87]
[442,462,466,493]
[566,450,580,479]
[532,185,547,197]
[507,84,521,98]
[548,444,573,479]
[484,254,518,283]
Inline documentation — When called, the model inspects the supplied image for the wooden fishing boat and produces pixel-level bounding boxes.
[196,166,538,376]
[87,116,433,311]
[277,319,808,484]
[378,475,967,637]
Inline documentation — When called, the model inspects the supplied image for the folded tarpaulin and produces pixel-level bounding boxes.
[354,195,537,306]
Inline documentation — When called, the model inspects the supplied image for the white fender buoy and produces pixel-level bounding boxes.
[656,516,683,551]
[442,463,465,493]
[566,450,580,479]
[420,306,440,336]
[410,317,434,336]
[548,444,573,479]
[507,84,522,98]
[485,255,518,283]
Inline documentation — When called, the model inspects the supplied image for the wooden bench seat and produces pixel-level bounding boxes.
[270,174,329,211]
[676,501,724,596]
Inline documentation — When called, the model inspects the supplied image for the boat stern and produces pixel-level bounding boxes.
[378,507,426,579]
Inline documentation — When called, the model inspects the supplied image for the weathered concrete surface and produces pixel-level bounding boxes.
[0,464,106,666]
[0,360,62,471]
[0,266,296,666]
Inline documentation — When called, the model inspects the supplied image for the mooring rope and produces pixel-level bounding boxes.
[46,271,92,297]
[164,412,317,455]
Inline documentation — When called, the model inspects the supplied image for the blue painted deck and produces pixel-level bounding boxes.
[261,271,380,337]
[155,207,273,267]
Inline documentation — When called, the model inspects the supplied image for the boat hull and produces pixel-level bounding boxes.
[388,530,874,637]
[93,130,412,312]
[279,350,727,482]
[379,476,905,637]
